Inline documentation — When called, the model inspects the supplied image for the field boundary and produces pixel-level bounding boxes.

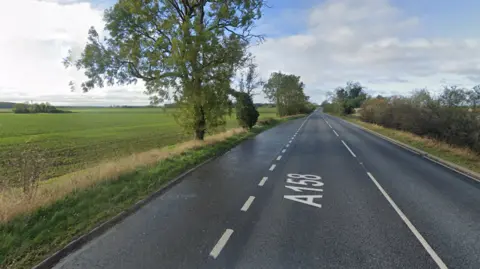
[31,116,304,269]
[328,114,480,184]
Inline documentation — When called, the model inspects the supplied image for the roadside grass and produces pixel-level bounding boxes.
[0,107,277,185]
[0,115,302,269]
[340,115,480,174]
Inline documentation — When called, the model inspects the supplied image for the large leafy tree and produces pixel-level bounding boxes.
[263,72,309,116]
[65,0,265,140]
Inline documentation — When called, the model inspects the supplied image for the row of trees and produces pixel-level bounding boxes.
[13,102,67,114]
[322,83,480,153]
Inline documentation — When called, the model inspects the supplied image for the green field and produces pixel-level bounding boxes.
[0,107,277,185]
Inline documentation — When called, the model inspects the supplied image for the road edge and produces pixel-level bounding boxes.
[32,156,214,269]
[31,116,305,269]
[330,114,480,184]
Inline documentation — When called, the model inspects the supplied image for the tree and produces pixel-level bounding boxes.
[238,59,263,97]
[65,0,265,140]
[466,85,480,110]
[439,85,467,107]
[263,72,309,116]
[331,81,368,114]
[12,103,29,113]
[231,91,259,129]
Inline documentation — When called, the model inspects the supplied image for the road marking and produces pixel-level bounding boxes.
[341,140,357,157]
[241,196,255,211]
[277,155,282,161]
[286,144,290,148]
[282,149,286,153]
[333,130,339,137]
[269,164,276,171]
[210,229,234,259]
[366,172,448,269]
[259,177,268,186]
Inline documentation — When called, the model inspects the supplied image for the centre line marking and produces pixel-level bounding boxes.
[277,155,282,161]
[333,130,339,137]
[366,172,448,269]
[241,196,255,211]
[341,140,357,157]
[269,164,276,171]
[259,177,268,186]
[282,149,286,153]
[210,229,234,259]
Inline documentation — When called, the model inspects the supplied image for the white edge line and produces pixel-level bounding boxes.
[258,177,268,186]
[210,229,234,259]
[240,196,255,211]
[269,164,276,171]
[277,155,282,161]
[341,140,357,158]
[339,117,480,183]
[333,130,339,137]
[366,172,448,269]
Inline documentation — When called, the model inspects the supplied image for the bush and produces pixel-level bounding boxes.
[360,95,480,154]
[235,92,259,129]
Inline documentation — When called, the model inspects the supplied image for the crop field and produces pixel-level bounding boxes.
[0,107,277,185]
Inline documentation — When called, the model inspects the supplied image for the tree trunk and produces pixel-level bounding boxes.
[194,105,206,140]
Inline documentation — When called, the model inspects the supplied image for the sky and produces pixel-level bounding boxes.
[1,0,480,106]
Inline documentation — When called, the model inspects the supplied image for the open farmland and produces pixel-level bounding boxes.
[0,107,277,186]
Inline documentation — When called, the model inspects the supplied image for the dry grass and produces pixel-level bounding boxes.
[0,128,245,223]
[350,118,480,173]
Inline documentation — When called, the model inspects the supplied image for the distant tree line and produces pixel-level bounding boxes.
[323,83,480,153]
[13,102,70,114]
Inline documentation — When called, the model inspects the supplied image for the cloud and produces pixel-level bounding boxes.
[0,0,149,106]
[2,0,480,105]
[251,0,480,102]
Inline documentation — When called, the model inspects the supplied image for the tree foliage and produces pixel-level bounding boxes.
[263,72,311,116]
[12,102,67,114]
[329,81,367,114]
[65,0,265,140]
[231,90,259,129]
[360,88,480,154]
[238,59,263,97]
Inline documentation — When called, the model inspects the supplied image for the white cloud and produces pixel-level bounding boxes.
[2,0,480,105]
[252,0,480,102]
[0,0,149,106]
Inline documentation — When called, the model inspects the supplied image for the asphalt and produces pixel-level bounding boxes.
[53,110,480,269]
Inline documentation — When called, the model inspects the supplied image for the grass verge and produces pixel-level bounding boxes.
[0,115,303,269]
[338,115,480,174]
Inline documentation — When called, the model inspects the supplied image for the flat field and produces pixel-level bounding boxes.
[0,107,277,185]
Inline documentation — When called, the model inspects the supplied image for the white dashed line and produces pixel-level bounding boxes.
[277,155,282,161]
[210,229,234,259]
[282,149,286,153]
[259,177,268,186]
[286,144,290,148]
[333,130,339,137]
[241,196,255,212]
[366,173,448,269]
[269,164,276,171]
[341,140,357,157]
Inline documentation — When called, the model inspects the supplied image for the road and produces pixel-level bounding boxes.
[53,110,480,269]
